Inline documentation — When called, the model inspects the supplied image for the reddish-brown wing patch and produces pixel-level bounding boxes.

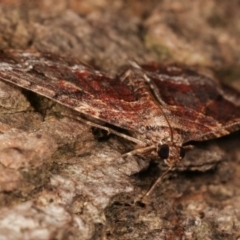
[0,49,240,148]
[142,63,240,143]
[0,50,161,137]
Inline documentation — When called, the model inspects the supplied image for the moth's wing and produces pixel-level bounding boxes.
[0,50,160,134]
[143,64,240,143]
[2,50,239,145]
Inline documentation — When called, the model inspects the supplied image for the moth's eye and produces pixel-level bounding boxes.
[180,147,185,159]
[158,144,169,159]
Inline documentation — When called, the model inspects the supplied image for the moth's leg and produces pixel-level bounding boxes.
[83,144,155,174]
[121,145,156,158]
[183,145,194,150]
[79,118,145,145]
[61,113,145,146]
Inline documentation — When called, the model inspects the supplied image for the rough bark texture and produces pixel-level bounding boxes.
[0,1,240,240]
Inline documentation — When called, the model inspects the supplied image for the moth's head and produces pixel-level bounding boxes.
[157,142,185,167]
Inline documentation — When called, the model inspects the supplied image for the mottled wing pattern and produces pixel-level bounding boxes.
[0,49,240,147]
[0,50,164,139]
[142,64,240,143]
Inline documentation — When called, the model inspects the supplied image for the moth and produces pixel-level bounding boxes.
[0,49,240,197]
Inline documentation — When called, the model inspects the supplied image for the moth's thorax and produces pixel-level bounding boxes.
[135,124,173,144]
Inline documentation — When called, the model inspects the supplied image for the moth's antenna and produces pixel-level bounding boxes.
[129,61,174,142]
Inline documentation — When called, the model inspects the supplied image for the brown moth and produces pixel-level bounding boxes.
[0,49,240,197]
